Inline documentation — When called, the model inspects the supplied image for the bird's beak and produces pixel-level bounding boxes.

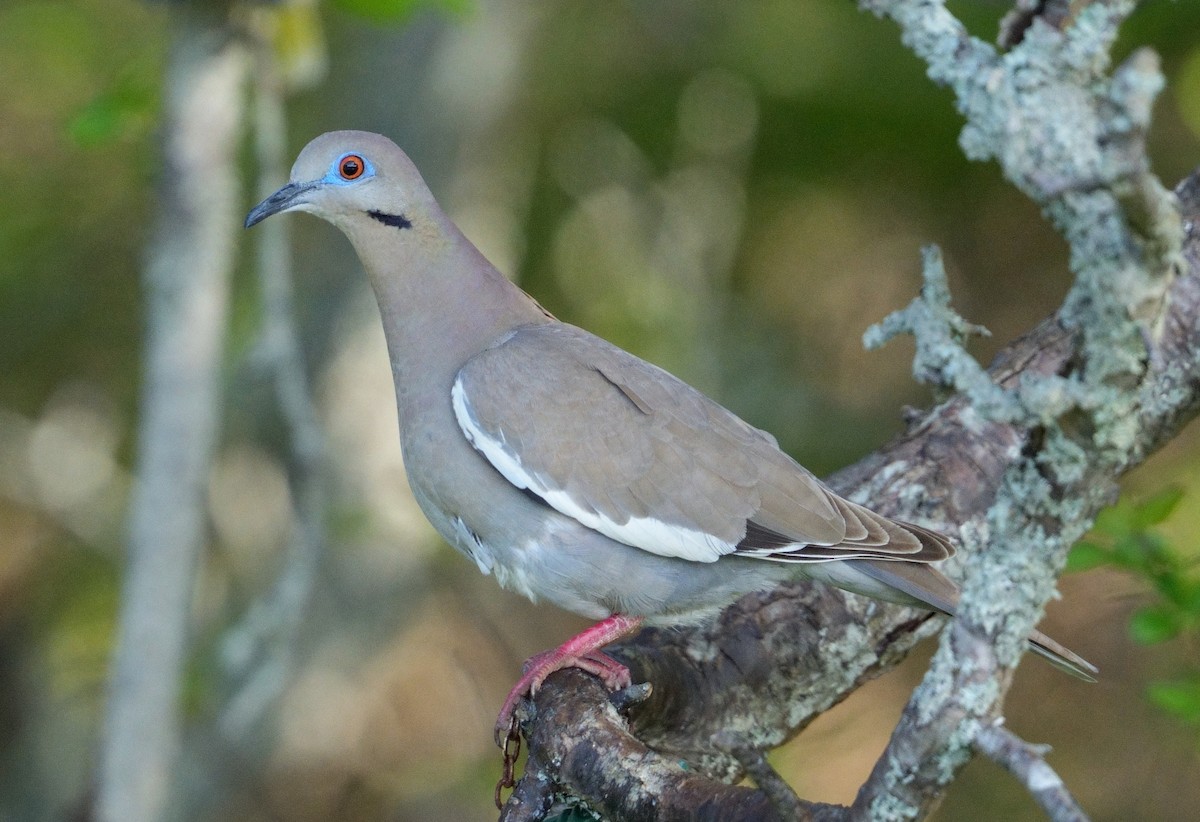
[244,180,321,228]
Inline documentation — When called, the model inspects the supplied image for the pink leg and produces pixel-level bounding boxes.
[494,613,644,746]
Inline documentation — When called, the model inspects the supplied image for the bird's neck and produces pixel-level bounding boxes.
[346,208,551,422]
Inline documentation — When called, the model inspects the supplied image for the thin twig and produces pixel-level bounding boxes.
[974,722,1090,822]
[217,23,330,741]
[719,734,809,821]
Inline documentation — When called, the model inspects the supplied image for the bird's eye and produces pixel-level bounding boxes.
[338,154,366,180]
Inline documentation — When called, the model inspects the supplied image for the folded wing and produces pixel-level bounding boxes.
[452,323,952,565]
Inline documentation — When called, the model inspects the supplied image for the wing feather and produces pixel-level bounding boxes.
[453,323,953,566]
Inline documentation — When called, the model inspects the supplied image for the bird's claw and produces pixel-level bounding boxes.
[493,648,632,747]
[492,648,636,808]
[608,680,653,712]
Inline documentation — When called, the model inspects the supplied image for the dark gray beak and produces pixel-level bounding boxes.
[244,181,319,228]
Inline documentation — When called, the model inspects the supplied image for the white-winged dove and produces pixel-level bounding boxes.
[246,131,1096,746]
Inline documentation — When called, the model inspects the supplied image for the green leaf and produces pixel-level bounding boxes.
[1181,580,1200,616]
[1131,486,1185,529]
[1129,604,1182,645]
[1148,678,1200,724]
[1065,541,1112,572]
[331,0,473,24]
[270,3,329,91]
[1155,570,1197,609]
[67,77,155,147]
[1093,499,1136,539]
[1112,534,1152,571]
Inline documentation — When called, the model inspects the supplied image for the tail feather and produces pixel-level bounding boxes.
[851,559,1098,682]
[1028,628,1098,682]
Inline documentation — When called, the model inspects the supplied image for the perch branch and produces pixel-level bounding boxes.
[503,165,1200,818]
[499,0,1198,814]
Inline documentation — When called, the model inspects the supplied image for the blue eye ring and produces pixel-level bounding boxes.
[326,152,375,184]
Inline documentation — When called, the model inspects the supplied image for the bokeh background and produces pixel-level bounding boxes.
[2,1,1200,820]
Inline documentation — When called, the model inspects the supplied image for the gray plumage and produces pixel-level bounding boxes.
[245,131,1096,721]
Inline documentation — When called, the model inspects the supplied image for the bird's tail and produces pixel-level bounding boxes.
[851,559,1098,682]
[1026,627,1098,682]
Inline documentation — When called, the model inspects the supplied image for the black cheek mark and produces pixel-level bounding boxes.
[367,210,413,230]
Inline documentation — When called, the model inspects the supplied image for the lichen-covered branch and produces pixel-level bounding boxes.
[864,245,1009,416]
[842,3,1181,818]
[505,163,1200,822]
[500,1,1200,818]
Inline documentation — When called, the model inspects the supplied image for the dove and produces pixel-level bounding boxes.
[245,130,1096,749]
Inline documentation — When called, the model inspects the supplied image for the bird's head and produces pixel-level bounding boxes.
[245,130,433,233]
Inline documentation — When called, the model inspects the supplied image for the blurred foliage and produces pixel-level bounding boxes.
[332,0,472,24]
[67,67,158,148]
[1,0,1200,820]
[1069,488,1200,736]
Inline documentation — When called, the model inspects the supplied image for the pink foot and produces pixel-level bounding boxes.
[493,613,644,746]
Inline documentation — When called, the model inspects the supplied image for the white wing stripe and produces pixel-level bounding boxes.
[452,377,733,563]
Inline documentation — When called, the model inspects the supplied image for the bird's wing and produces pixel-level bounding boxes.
[453,323,951,564]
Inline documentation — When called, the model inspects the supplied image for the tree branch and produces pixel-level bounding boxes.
[505,670,847,822]
[830,5,1179,818]
[499,0,1200,816]
[973,722,1088,822]
[95,5,247,821]
[503,162,1200,822]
